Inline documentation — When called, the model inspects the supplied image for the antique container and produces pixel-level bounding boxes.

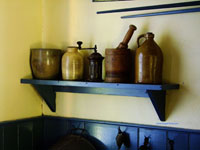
[88,50,104,82]
[30,48,62,79]
[105,48,131,83]
[105,25,137,83]
[135,32,163,84]
[62,47,84,80]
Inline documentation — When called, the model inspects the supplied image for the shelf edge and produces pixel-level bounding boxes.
[21,79,179,90]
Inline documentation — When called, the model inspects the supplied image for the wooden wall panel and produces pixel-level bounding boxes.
[0,116,200,150]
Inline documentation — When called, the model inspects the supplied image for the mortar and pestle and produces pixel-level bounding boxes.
[105,25,137,83]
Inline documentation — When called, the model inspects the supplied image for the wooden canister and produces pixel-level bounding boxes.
[105,25,137,83]
[105,48,131,83]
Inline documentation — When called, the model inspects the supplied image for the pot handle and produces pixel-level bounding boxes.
[137,34,146,48]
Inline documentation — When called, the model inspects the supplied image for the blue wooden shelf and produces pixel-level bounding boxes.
[21,79,179,121]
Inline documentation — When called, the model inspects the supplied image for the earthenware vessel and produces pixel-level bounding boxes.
[30,48,62,79]
[62,47,84,80]
[105,25,137,83]
[135,32,163,84]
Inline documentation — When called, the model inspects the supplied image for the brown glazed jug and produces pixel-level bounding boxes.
[135,32,163,84]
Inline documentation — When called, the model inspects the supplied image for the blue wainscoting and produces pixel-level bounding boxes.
[43,116,200,150]
[0,116,200,150]
[0,117,43,150]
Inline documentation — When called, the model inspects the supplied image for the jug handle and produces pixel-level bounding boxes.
[137,34,146,48]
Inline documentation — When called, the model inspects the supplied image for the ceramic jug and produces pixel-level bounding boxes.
[62,47,84,80]
[135,32,163,84]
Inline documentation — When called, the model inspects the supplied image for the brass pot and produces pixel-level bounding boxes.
[30,48,62,79]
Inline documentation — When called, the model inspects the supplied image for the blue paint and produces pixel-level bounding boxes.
[85,123,118,150]
[147,90,166,121]
[20,79,179,121]
[121,7,200,19]
[21,79,179,90]
[97,1,200,14]
[33,84,56,112]
[19,122,33,150]
[4,124,18,150]
[0,116,200,150]
[139,128,167,150]
[0,126,3,150]
[190,134,200,150]
[168,131,188,150]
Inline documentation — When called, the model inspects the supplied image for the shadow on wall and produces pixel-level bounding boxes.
[159,31,183,120]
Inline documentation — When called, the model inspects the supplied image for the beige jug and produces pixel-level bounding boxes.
[62,47,84,80]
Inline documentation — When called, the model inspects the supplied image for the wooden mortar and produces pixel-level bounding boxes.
[105,25,137,83]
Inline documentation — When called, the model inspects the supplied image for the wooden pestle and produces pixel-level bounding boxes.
[117,25,137,49]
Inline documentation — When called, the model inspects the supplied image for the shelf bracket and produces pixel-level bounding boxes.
[147,90,166,121]
[33,85,56,112]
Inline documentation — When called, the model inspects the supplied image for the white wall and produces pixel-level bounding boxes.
[42,0,200,129]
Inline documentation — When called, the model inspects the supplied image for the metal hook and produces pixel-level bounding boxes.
[116,126,130,150]
[139,136,151,150]
[168,138,174,150]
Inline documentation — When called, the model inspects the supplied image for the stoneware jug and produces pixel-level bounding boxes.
[62,47,84,80]
[135,32,163,84]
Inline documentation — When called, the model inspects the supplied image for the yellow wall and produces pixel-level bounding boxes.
[11,0,198,129]
[0,0,43,121]
[4,0,200,130]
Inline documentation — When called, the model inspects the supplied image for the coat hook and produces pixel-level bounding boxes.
[116,127,130,150]
[168,138,174,150]
[139,136,151,150]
